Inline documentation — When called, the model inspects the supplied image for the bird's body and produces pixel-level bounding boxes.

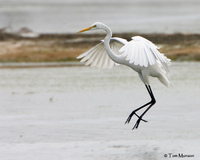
[77,22,171,129]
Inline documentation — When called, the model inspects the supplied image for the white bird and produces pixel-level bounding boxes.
[77,22,171,129]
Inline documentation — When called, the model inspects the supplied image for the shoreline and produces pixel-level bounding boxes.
[0,61,199,69]
[0,62,84,69]
[0,32,200,66]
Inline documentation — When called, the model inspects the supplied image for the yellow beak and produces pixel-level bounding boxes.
[77,26,92,33]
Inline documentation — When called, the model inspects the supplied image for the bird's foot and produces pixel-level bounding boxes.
[132,116,145,130]
[125,112,147,124]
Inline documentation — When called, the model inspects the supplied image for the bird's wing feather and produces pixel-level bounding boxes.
[119,36,171,69]
[77,37,127,69]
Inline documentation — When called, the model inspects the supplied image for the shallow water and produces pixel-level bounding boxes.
[1,0,200,33]
[0,62,200,160]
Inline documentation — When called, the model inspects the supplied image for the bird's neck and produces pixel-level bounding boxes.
[104,26,112,42]
[103,27,121,64]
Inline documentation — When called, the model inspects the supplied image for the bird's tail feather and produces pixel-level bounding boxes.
[158,74,171,87]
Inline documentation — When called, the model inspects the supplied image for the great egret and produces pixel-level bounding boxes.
[77,22,171,129]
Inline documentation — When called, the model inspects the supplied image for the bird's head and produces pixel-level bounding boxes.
[78,22,107,33]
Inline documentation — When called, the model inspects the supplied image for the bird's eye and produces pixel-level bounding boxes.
[93,25,97,28]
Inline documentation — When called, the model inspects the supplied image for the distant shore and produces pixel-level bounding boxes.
[0,33,200,67]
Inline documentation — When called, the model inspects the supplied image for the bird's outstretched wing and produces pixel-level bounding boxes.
[77,37,127,69]
[119,36,171,70]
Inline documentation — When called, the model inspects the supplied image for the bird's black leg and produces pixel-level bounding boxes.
[125,85,156,129]
[125,85,152,124]
[132,85,156,129]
